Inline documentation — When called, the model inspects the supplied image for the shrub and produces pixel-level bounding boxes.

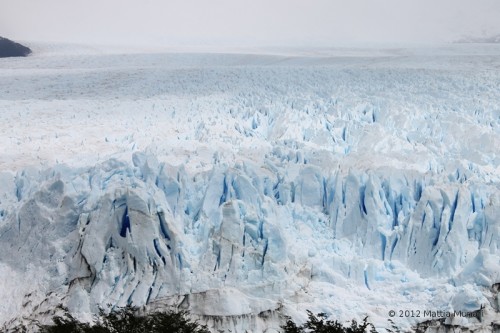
[281,311,377,333]
[38,306,209,333]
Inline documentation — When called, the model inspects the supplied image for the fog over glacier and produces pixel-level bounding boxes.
[0,44,499,332]
[2,0,500,45]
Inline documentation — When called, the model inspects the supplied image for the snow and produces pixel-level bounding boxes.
[0,43,499,332]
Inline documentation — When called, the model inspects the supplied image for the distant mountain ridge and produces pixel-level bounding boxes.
[455,34,500,43]
[0,37,32,57]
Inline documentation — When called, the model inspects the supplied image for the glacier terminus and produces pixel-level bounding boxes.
[0,44,499,332]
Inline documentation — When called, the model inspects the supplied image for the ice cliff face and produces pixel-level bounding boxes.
[1,155,499,331]
[0,45,499,332]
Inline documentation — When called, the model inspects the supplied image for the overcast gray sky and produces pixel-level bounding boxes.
[1,0,500,46]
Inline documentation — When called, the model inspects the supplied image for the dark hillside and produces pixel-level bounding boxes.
[0,37,32,57]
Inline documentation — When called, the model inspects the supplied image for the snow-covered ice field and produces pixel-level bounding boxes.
[0,44,499,332]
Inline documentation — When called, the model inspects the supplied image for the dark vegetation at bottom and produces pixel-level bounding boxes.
[14,307,394,333]
[281,311,379,333]
[37,306,209,333]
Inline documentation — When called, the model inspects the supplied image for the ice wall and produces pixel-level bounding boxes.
[0,150,498,331]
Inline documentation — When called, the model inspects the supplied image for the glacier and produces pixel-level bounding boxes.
[0,44,499,332]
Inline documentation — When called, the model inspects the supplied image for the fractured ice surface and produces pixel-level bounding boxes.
[0,44,499,332]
